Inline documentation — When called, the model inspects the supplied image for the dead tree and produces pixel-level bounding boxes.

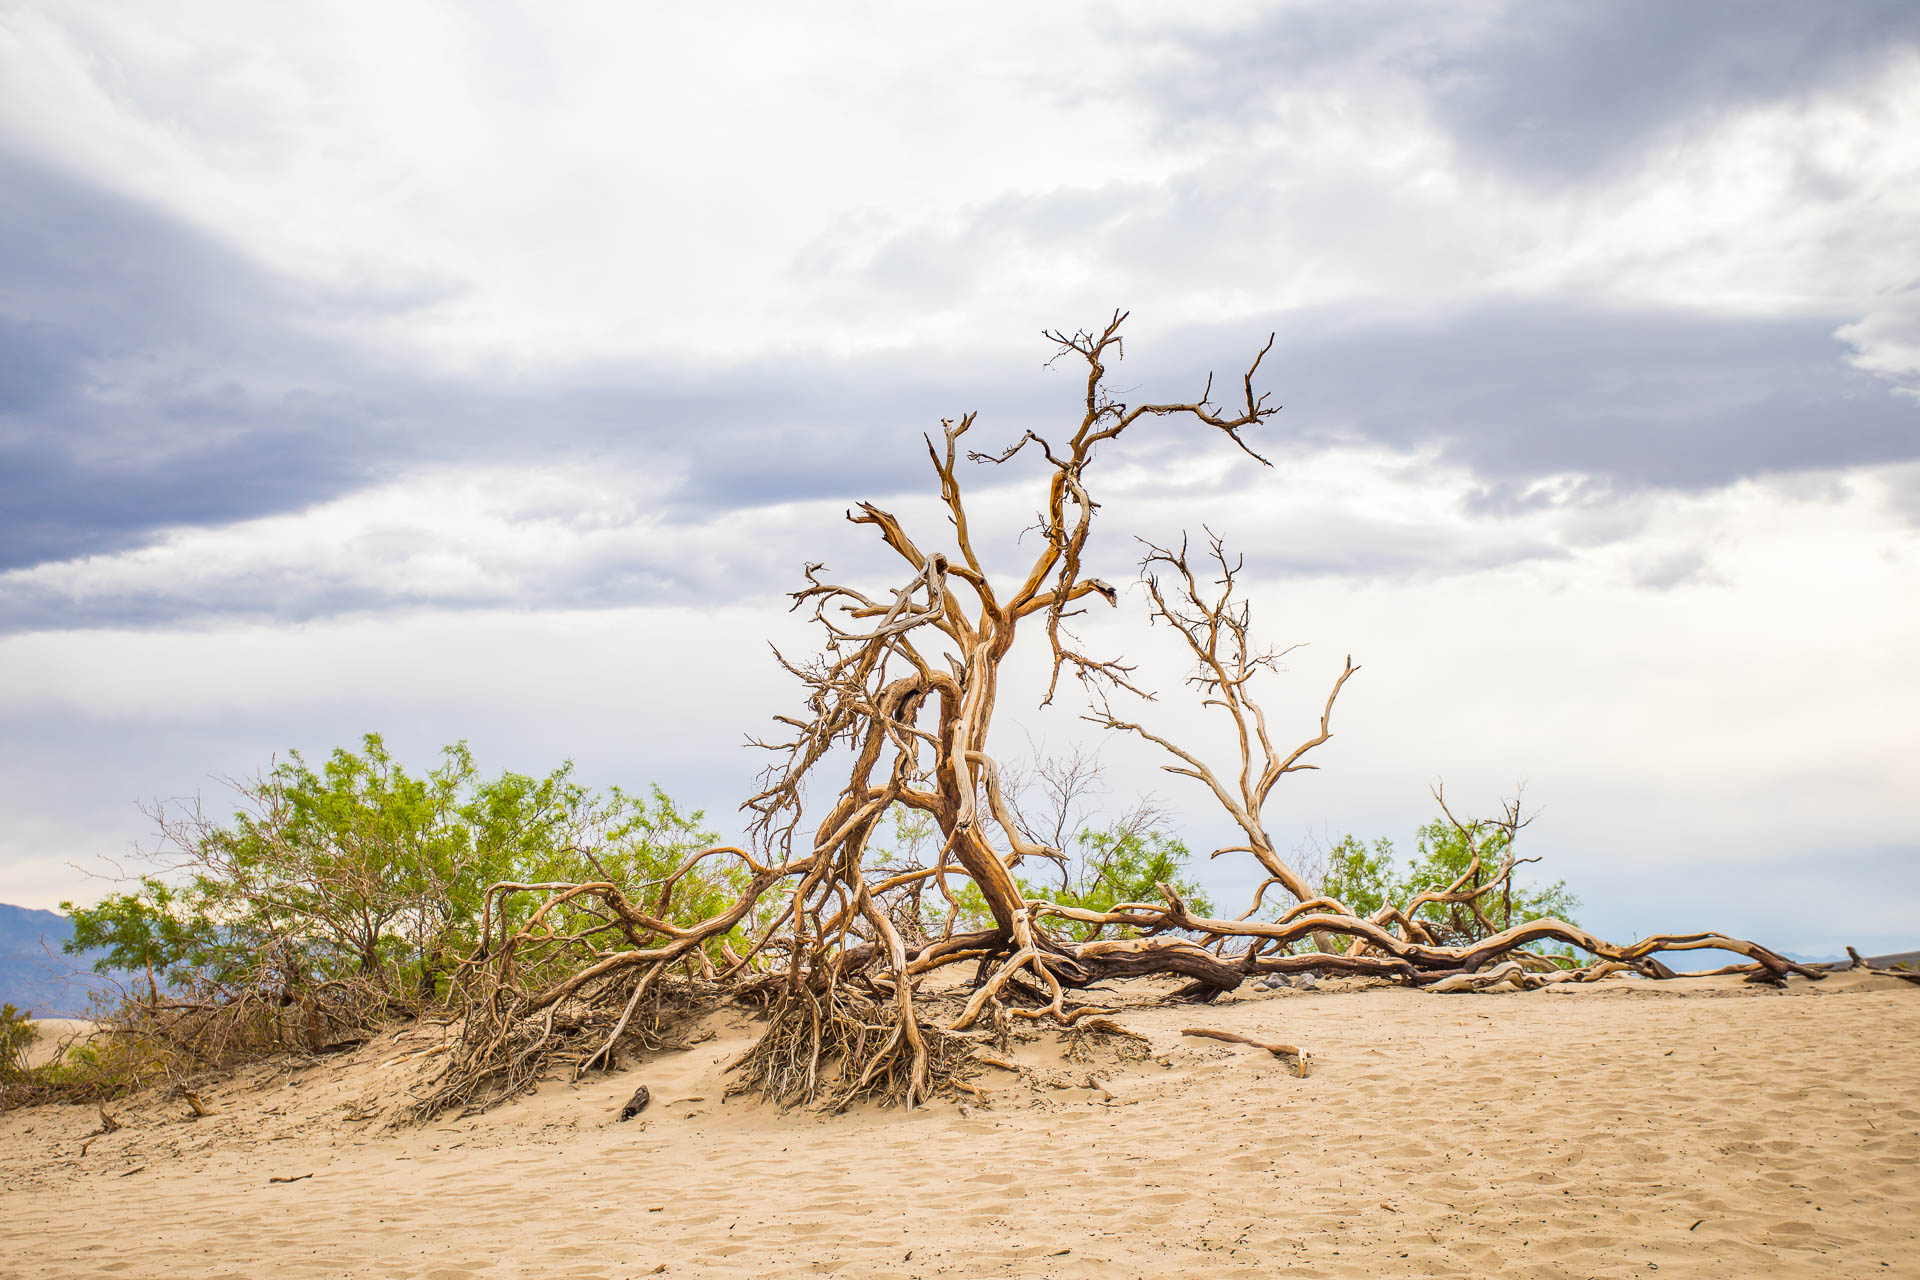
[419,313,1818,1118]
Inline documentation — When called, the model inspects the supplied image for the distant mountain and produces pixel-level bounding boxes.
[0,903,117,1016]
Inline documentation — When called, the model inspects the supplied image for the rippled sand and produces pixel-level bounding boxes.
[4,969,1916,1278]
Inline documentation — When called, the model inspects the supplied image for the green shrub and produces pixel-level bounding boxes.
[1317,817,1579,946]
[0,1004,33,1082]
[1320,835,1400,919]
[1031,826,1214,942]
[945,823,1214,941]
[62,735,732,1018]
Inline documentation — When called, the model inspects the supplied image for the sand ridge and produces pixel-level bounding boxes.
[3,970,1917,1278]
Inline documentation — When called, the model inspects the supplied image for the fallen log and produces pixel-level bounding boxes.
[1425,960,1527,993]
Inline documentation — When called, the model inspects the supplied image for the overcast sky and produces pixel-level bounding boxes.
[3,1,1917,958]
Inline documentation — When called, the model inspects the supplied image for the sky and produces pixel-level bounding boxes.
[2,1,1917,958]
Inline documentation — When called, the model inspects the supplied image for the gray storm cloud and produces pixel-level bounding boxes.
[6,139,1914,630]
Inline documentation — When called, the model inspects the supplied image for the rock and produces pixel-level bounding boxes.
[1295,974,1320,990]
[618,1085,651,1120]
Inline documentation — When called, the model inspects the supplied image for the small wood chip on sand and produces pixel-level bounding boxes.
[1181,1027,1310,1077]
[78,1107,122,1157]
[268,1173,313,1184]
[618,1085,651,1120]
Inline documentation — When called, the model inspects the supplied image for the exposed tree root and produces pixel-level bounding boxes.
[1060,1016,1153,1065]
[1181,1026,1310,1077]
[415,969,712,1119]
[725,986,971,1112]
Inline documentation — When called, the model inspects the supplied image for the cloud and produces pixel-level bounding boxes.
[1145,1,1920,183]
[6,155,1914,631]
[0,147,1000,576]
[0,149,385,569]
[1423,1,1920,182]
[1043,301,1920,511]
[4,5,1915,600]
[1627,546,1713,591]
[1837,283,1920,397]
[0,465,802,630]
[1255,302,1920,490]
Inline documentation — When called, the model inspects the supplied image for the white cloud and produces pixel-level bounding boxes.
[4,5,1914,382]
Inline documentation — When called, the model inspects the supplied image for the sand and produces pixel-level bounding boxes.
[19,1019,94,1071]
[3,969,1916,1279]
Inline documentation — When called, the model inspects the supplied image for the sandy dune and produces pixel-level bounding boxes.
[4,970,1916,1279]
[19,1019,93,1070]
